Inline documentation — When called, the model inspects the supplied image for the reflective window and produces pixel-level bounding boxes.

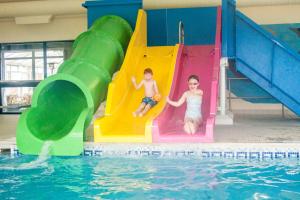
[4,58,32,80]
[0,41,73,113]
[1,87,33,113]
[47,58,63,76]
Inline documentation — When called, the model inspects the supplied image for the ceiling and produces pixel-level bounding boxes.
[0,0,41,2]
[0,0,86,19]
[1,0,300,6]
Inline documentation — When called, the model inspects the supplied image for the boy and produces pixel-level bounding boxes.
[131,68,160,117]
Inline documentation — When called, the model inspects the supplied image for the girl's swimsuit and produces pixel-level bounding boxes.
[185,94,202,122]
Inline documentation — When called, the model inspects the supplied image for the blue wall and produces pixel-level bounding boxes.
[83,1,218,46]
[83,0,142,29]
[221,0,236,58]
[146,7,217,46]
[222,0,278,103]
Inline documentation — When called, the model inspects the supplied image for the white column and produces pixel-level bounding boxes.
[220,57,228,116]
[216,57,233,125]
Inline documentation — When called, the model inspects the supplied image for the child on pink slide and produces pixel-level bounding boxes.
[131,68,160,117]
[166,75,203,134]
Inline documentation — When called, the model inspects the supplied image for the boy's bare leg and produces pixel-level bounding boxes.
[139,104,152,117]
[133,103,146,117]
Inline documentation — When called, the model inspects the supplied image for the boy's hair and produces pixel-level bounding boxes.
[188,74,199,82]
[144,68,153,75]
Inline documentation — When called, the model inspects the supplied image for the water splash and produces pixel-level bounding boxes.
[0,141,53,170]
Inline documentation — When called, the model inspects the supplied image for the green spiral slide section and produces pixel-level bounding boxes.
[16,15,133,156]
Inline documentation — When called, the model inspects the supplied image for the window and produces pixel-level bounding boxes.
[1,87,33,113]
[46,42,72,77]
[0,41,73,113]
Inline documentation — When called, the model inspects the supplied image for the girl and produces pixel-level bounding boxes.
[166,75,203,134]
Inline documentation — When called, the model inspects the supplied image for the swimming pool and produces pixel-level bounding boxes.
[1,155,299,199]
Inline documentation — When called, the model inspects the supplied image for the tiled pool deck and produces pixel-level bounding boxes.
[1,102,300,158]
[4,143,300,159]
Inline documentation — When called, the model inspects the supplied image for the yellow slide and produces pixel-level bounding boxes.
[94,9,179,143]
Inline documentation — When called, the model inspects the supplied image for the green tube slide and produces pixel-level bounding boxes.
[16,15,133,156]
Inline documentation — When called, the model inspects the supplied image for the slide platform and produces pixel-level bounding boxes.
[94,10,179,143]
[152,7,221,143]
[152,45,219,142]
[16,15,133,156]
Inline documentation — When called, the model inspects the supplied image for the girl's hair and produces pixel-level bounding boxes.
[144,68,153,75]
[188,74,199,82]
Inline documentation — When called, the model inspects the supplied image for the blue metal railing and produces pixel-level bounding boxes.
[235,57,299,105]
[235,10,300,115]
[236,11,300,63]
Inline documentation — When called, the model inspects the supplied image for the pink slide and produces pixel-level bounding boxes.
[152,7,221,143]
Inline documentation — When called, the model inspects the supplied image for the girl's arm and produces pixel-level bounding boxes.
[131,77,144,90]
[166,92,187,107]
[153,80,159,94]
[199,89,203,96]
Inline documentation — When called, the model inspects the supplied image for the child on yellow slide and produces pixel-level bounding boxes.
[131,68,161,117]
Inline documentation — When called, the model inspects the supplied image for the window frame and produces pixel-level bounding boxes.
[0,40,73,114]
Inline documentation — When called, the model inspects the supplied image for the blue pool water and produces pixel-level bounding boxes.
[0,155,300,199]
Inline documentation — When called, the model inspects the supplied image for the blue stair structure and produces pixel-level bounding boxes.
[235,12,300,116]
[223,0,300,116]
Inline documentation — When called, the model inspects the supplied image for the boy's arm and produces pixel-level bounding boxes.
[166,92,187,107]
[131,77,144,89]
[153,80,159,94]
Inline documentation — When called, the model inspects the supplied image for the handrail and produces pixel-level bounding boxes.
[236,11,300,63]
[178,21,184,44]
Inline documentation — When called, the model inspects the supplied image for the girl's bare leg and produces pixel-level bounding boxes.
[186,121,195,134]
[189,122,197,134]
[190,118,202,134]
[133,103,146,117]
[184,122,192,134]
[139,104,152,117]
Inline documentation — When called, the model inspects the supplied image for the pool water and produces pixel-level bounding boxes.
[0,155,300,199]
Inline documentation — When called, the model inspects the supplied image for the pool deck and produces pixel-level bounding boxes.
[1,100,300,155]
